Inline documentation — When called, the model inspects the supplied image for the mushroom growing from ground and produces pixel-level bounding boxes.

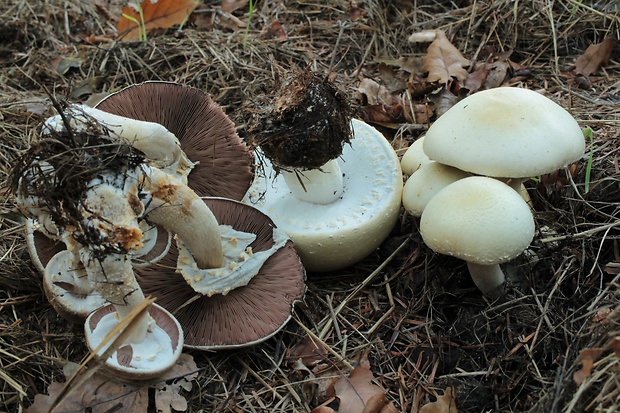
[419,176,535,295]
[243,68,403,272]
[422,87,585,193]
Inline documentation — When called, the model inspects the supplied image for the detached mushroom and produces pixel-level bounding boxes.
[244,68,403,272]
[136,198,306,349]
[420,176,535,295]
[422,87,585,192]
[95,81,254,200]
[10,124,184,379]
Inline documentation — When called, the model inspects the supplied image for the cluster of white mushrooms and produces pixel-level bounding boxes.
[401,87,586,295]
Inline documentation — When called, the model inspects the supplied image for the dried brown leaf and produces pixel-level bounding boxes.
[292,336,328,367]
[423,31,470,84]
[117,0,199,40]
[420,387,458,413]
[574,38,616,76]
[26,354,198,413]
[573,348,606,385]
[333,367,389,413]
[221,0,249,13]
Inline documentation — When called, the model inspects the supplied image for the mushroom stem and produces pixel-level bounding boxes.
[141,167,224,269]
[466,262,506,295]
[44,105,190,172]
[280,159,344,205]
[84,252,151,344]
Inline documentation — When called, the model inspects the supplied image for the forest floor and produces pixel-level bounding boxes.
[0,1,619,412]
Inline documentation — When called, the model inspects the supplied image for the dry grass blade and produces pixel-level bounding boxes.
[48,297,156,413]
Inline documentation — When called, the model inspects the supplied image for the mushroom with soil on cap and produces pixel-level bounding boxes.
[243,67,403,272]
[422,87,586,194]
[420,176,535,295]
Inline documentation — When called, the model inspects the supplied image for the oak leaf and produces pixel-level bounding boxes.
[420,387,458,413]
[574,38,616,77]
[331,367,395,413]
[423,31,470,85]
[117,0,199,40]
[26,354,198,413]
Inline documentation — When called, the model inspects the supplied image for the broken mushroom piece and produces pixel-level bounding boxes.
[136,198,306,350]
[95,81,254,200]
[423,87,585,193]
[43,104,193,181]
[420,176,535,295]
[244,69,403,272]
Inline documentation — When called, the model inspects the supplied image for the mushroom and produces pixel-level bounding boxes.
[419,176,535,295]
[243,69,403,272]
[401,135,432,176]
[136,197,306,349]
[26,82,255,317]
[402,161,471,216]
[95,81,254,200]
[422,87,585,193]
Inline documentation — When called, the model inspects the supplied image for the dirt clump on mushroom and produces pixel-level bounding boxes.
[248,66,354,171]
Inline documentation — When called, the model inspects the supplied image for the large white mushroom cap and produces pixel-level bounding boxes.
[420,176,535,266]
[423,87,585,178]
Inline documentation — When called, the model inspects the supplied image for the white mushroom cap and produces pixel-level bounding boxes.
[420,176,535,294]
[402,161,471,216]
[401,136,432,176]
[423,87,585,178]
[243,119,403,272]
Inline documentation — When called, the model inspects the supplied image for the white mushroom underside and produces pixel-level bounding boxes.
[177,224,290,296]
[242,119,403,272]
[85,309,179,374]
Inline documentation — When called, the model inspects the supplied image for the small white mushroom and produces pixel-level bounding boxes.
[402,161,471,216]
[420,176,535,295]
[401,136,432,176]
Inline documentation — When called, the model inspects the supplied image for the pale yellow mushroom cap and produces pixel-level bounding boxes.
[420,176,535,265]
[423,87,585,178]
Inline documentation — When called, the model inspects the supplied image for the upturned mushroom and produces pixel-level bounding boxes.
[10,123,185,378]
[422,87,586,193]
[243,68,403,272]
[95,81,254,200]
[419,176,535,295]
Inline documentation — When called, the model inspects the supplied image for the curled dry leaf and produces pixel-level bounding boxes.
[422,31,470,85]
[420,387,458,413]
[574,38,617,77]
[117,0,199,40]
[26,354,198,413]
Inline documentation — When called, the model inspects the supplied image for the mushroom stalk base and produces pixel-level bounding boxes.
[466,262,506,296]
[281,159,344,205]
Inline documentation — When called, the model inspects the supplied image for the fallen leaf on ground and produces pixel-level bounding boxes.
[27,353,198,413]
[221,0,249,13]
[423,31,470,85]
[420,387,458,413]
[573,347,606,385]
[117,0,199,40]
[574,38,616,77]
[331,366,395,413]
